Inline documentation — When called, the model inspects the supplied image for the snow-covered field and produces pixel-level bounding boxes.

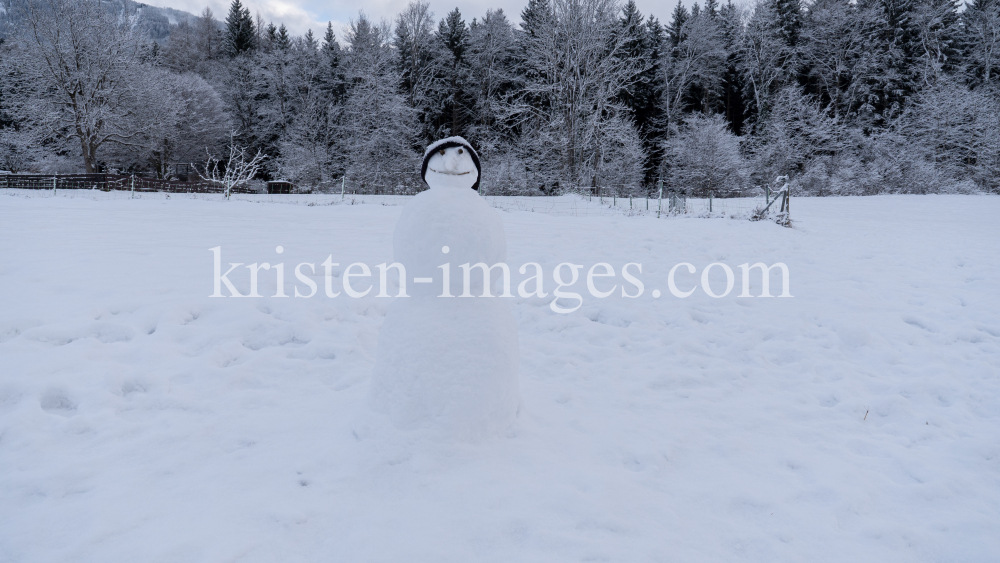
[1,193,998,562]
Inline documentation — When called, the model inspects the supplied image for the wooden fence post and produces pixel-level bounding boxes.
[656,180,663,218]
[341,176,345,200]
[52,176,56,195]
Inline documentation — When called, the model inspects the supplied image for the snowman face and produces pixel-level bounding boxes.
[425,145,479,189]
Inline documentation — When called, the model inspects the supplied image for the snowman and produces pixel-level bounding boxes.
[368,137,520,440]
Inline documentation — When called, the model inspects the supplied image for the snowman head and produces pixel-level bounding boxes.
[421,137,481,191]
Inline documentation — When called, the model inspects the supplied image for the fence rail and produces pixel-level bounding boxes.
[0,174,256,194]
[2,174,788,222]
[1,174,765,199]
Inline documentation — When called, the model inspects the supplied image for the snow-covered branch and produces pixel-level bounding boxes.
[197,135,266,199]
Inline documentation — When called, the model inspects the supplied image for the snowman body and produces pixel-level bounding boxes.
[368,138,520,439]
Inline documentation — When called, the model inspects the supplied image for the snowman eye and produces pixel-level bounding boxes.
[457,148,463,154]
[439,149,446,156]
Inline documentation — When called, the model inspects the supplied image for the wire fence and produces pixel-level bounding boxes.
[0,173,244,193]
[548,187,770,218]
[0,187,412,205]
[1,174,790,222]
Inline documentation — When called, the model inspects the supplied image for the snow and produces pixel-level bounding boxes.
[1,193,998,562]
[368,297,521,440]
[393,177,507,297]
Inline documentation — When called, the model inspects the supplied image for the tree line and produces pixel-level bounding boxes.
[1,0,998,194]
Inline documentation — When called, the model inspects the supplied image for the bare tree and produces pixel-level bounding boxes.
[909,0,962,88]
[14,0,154,173]
[0,35,35,172]
[279,103,340,188]
[394,2,437,109]
[903,78,1000,191]
[197,8,221,61]
[0,128,37,172]
[799,0,870,120]
[664,113,745,193]
[161,19,199,73]
[278,37,341,189]
[750,85,845,182]
[506,0,647,188]
[136,70,230,178]
[963,0,1000,85]
[274,33,338,188]
[660,12,728,128]
[198,134,266,199]
[738,0,793,127]
[339,14,419,190]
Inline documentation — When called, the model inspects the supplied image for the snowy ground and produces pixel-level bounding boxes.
[1,193,998,562]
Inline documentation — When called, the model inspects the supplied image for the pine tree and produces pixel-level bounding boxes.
[428,8,475,139]
[264,22,278,52]
[516,0,554,123]
[618,2,664,184]
[668,0,689,46]
[276,24,291,51]
[619,0,645,69]
[620,0,644,39]
[705,0,719,18]
[439,8,469,60]
[961,0,1000,84]
[769,0,803,47]
[643,15,668,182]
[520,0,553,37]
[718,0,746,133]
[320,22,346,103]
[850,0,922,120]
[224,0,256,57]
[322,22,341,64]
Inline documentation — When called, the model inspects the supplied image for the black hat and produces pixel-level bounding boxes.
[421,136,482,191]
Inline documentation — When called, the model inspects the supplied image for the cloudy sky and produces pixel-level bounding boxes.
[147,0,692,38]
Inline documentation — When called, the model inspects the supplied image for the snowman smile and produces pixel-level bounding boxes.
[428,167,471,175]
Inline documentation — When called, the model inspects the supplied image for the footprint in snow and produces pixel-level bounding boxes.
[40,390,76,416]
